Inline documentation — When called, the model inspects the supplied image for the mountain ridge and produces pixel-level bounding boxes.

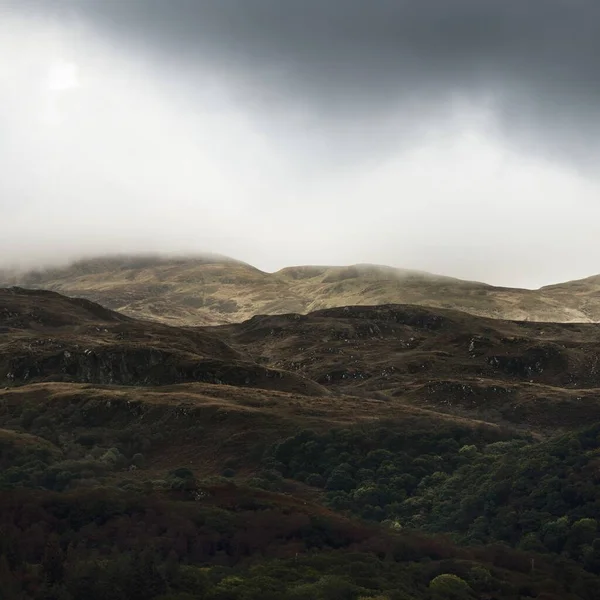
[1,253,599,326]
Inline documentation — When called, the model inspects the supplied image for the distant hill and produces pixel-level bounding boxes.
[1,253,599,325]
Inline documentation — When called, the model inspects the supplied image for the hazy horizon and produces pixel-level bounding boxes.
[2,1,600,288]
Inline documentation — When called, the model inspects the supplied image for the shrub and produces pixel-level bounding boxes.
[429,574,472,599]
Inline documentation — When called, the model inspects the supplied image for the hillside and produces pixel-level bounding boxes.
[0,287,325,396]
[2,254,600,325]
[4,286,600,433]
[4,287,600,431]
[3,288,600,598]
[216,304,600,431]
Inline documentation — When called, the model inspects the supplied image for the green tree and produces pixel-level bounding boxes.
[429,574,473,599]
[566,518,598,558]
[326,465,356,492]
[542,516,569,554]
[131,453,145,468]
[467,566,493,592]
[177,565,210,595]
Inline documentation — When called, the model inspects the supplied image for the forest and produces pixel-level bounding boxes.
[2,406,600,599]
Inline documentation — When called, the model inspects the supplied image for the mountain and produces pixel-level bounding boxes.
[3,253,600,326]
[4,288,600,598]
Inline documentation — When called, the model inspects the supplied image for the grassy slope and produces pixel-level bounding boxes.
[0,381,506,476]
[2,254,600,325]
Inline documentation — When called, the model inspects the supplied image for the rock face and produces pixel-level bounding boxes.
[5,346,322,392]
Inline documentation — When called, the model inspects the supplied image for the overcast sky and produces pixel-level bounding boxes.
[2,0,600,288]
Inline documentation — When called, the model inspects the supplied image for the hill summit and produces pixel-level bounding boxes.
[2,253,599,325]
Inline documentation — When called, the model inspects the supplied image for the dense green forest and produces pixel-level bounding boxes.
[265,421,600,575]
[3,404,600,599]
[2,477,600,599]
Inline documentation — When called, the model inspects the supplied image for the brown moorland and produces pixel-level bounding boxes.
[3,287,600,437]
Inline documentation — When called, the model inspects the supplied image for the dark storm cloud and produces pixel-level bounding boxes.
[15,0,600,164]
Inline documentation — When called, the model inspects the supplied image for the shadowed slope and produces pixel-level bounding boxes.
[0,288,327,396]
[3,286,600,432]
[216,304,600,431]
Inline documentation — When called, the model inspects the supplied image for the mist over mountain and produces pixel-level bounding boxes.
[2,254,600,326]
[4,2,600,598]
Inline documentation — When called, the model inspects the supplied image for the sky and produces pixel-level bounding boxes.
[1,0,600,288]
